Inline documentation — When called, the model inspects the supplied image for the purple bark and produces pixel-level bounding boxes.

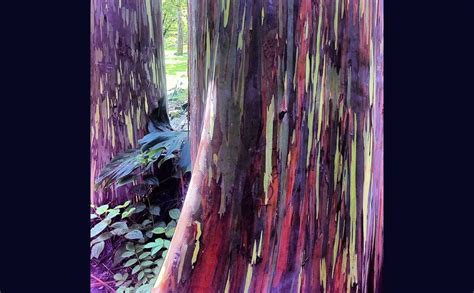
[91,0,168,205]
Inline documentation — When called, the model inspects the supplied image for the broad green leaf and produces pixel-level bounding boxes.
[143,242,157,249]
[125,230,143,240]
[91,219,110,238]
[95,148,142,190]
[121,251,135,258]
[105,209,120,220]
[112,228,128,236]
[134,202,147,213]
[111,221,128,229]
[167,220,177,229]
[169,209,180,220]
[90,214,98,220]
[91,241,105,259]
[141,260,153,267]
[161,249,168,258]
[139,252,151,259]
[137,284,152,292]
[152,227,166,234]
[151,246,161,256]
[96,204,109,215]
[149,205,161,216]
[113,273,123,281]
[164,239,171,249]
[116,200,131,209]
[124,258,138,267]
[150,238,164,255]
[155,238,164,246]
[111,221,129,236]
[132,264,141,275]
[121,207,136,219]
[136,284,153,293]
[91,232,113,246]
[138,271,145,281]
[165,227,175,238]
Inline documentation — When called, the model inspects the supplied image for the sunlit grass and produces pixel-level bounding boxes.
[165,49,188,104]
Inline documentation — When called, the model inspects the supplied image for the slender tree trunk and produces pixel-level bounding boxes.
[91,0,169,205]
[176,6,184,56]
[155,0,383,292]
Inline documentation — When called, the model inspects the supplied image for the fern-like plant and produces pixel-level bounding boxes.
[95,109,191,191]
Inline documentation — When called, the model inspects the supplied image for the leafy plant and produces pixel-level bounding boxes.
[90,200,181,291]
[92,108,188,291]
[95,121,191,191]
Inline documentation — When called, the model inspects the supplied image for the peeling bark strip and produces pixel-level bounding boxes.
[91,0,168,205]
[155,0,383,292]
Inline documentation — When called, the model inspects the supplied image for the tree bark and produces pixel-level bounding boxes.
[176,6,184,56]
[155,0,383,291]
[91,0,169,205]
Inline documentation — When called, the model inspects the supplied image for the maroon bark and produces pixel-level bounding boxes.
[156,0,383,292]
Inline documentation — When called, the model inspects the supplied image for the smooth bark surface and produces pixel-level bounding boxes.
[91,0,168,205]
[156,0,383,292]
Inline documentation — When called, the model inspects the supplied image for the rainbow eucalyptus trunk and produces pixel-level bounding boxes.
[155,0,383,291]
[91,0,169,205]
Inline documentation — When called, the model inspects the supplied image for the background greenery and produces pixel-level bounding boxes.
[163,0,188,104]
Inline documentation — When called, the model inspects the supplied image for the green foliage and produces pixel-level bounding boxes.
[169,208,180,220]
[95,127,190,192]
[163,0,188,103]
[168,84,188,105]
[162,0,188,40]
[90,199,180,291]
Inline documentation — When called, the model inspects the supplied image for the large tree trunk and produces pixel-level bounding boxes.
[91,0,169,205]
[176,6,184,56]
[155,0,383,292]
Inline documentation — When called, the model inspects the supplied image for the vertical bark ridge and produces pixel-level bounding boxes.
[155,0,383,291]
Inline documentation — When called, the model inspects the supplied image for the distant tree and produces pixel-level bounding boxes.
[176,6,184,55]
[154,0,383,292]
[91,0,169,205]
[162,0,177,37]
[162,0,187,54]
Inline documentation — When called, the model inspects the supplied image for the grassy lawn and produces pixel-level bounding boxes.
[165,49,188,104]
